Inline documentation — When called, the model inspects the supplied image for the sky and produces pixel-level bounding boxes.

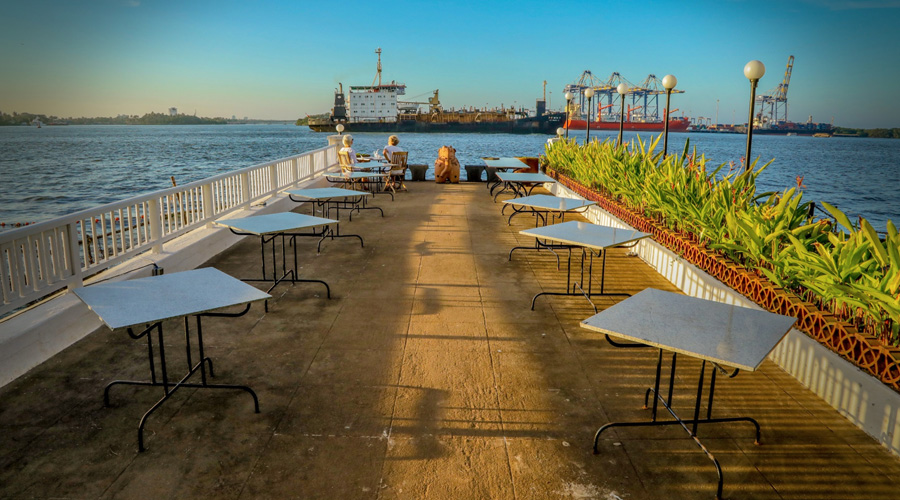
[2,0,900,128]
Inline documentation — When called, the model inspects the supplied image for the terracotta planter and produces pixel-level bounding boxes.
[547,166,900,393]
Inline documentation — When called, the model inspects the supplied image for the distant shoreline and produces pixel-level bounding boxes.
[0,111,295,127]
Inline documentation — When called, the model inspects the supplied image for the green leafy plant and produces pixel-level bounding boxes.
[545,137,900,346]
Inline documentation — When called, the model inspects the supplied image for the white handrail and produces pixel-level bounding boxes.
[0,144,338,316]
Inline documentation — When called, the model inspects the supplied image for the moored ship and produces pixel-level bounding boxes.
[308,49,564,134]
[564,117,691,132]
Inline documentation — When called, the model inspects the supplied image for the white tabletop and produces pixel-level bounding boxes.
[496,172,555,183]
[214,212,337,235]
[287,187,372,200]
[501,194,595,212]
[482,157,529,169]
[520,221,649,250]
[73,268,271,330]
[580,288,796,371]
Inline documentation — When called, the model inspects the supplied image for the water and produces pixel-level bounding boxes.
[1,125,898,231]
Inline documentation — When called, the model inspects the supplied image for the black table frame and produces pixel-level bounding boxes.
[492,178,546,202]
[530,242,639,313]
[227,227,332,310]
[289,192,383,221]
[593,342,761,500]
[325,172,394,202]
[506,206,580,270]
[104,305,260,452]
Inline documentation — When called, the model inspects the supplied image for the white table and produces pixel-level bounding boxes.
[287,187,382,221]
[520,221,650,312]
[581,288,796,499]
[501,194,596,226]
[492,172,556,201]
[215,212,336,305]
[325,171,393,200]
[504,194,598,267]
[73,268,271,451]
[482,157,530,192]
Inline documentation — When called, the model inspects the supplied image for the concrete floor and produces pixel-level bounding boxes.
[2,181,900,499]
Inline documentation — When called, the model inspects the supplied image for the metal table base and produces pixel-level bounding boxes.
[229,229,332,311]
[593,348,761,500]
[104,307,260,452]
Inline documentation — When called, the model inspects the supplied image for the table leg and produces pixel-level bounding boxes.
[592,352,761,499]
[104,308,260,452]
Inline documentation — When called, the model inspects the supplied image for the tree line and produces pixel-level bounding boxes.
[0,111,227,126]
[834,127,900,139]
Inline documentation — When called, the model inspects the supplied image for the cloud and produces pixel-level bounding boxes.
[801,0,900,9]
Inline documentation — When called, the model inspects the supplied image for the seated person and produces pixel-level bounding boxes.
[339,134,358,168]
[383,135,403,162]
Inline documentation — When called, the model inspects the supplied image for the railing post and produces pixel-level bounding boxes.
[201,183,214,225]
[240,172,251,208]
[148,198,162,254]
[293,158,300,185]
[269,162,278,194]
[65,222,84,290]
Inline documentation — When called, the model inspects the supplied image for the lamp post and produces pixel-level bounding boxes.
[616,83,628,146]
[584,87,595,143]
[661,74,677,157]
[743,60,765,171]
[336,123,344,135]
[564,91,573,139]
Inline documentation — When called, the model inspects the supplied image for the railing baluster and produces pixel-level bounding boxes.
[0,145,337,315]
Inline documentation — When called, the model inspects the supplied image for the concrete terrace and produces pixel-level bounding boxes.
[2,181,900,499]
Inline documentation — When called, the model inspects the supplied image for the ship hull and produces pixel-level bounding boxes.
[309,113,565,134]
[751,127,834,136]
[565,118,691,132]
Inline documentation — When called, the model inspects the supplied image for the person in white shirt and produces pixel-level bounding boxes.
[382,135,403,162]
[339,134,357,166]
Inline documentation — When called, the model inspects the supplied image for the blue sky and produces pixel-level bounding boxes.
[2,0,899,127]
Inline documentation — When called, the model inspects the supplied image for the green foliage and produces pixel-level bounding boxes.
[545,137,900,345]
[833,127,900,139]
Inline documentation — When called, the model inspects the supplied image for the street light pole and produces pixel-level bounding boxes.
[564,91,573,139]
[616,83,628,147]
[585,87,595,143]
[743,60,766,172]
[661,75,677,157]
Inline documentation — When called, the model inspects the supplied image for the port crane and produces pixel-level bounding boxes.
[755,55,793,126]
[563,72,684,122]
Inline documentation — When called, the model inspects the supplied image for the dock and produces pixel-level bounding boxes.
[1,181,899,499]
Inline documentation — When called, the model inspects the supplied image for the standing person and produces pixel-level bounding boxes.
[382,135,403,161]
[340,134,358,166]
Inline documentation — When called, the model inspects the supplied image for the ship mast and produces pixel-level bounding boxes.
[372,47,382,87]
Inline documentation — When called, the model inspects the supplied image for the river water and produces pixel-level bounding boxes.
[1,125,898,231]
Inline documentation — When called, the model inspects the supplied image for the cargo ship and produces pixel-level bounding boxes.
[564,117,691,132]
[307,49,564,134]
[749,120,835,136]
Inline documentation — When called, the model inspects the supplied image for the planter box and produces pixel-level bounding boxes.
[464,165,484,182]
[408,164,427,182]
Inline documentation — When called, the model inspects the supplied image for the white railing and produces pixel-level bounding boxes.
[0,144,338,316]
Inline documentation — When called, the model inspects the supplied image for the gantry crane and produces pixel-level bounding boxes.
[563,71,684,123]
[562,71,603,119]
[755,55,794,126]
